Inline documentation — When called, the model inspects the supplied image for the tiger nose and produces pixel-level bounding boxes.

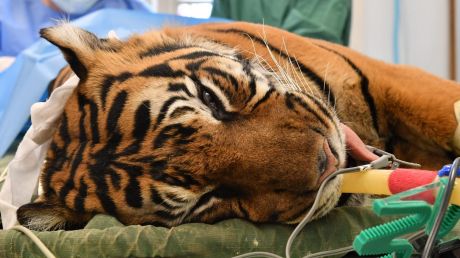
[318,140,338,182]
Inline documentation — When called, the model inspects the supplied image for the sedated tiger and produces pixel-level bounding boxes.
[16,22,460,231]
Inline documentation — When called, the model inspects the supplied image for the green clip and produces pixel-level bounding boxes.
[426,177,460,239]
[353,199,432,258]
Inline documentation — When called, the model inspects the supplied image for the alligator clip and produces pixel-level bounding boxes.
[366,145,421,169]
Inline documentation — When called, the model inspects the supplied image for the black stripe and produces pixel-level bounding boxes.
[174,167,201,187]
[59,93,90,204]
[314,44,379,133]
[149,159,196,188]
[171,51,221,61]
[152,172,192,189]
[59,113,71,144]
[112,162,143,208]
[285,96,332,138]
[100,72,132,109]
[154,96,187,129]
[87,130,122,215]
[168,83,193,97]
[302,93,342,142]
[208,75,233,100]
[43,142,67,196]
[60,46,88,81]
[107,167,121,190]
[187,185,243,221]
[190,205,231,223]
[308,126,326,137]
[213,28,335,104]
[77,94,88,141]
[186,59,207,72]
[246,79,257,104]
[154,209,184,221]
[285,94,295,110]
[94,180,117,215]
[285,93,330,129]
[115,142,141,157]
[237,200,249,218]
[243,62,257,105]
[100,76,115,109]
[187,191,215,216]
[59,142,86,204]
[150,186,168,207]
[78,94,88,142]
[165,192,188,203]
[106,90,128,134]
[203,67,239,91]
[169,106,196,118]
[133,101,151,141]
[131,155,155,163]
[303,93,335,123]
[74,177,88,212]
[153,124,197,149]
[112,161,142,175]
[139,63,186,78]
[251,88,275,111]
[88,100,100,143]
[88,165,118,215]
[139,44,185,58]
[150,159,167,172]
[43,130,72,196]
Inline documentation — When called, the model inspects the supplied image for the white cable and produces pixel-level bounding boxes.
[302,245,354,258]
[233,252,283,258]
[10,225,56,258]
[284,166,368,258]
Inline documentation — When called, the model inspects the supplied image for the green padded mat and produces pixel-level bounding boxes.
[0,207,395,258]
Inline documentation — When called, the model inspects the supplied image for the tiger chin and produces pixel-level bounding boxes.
[17,22,460,231]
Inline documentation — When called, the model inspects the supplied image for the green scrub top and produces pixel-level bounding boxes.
[211,0,352,46]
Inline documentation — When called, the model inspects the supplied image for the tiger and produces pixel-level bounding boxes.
[16,22,460,231]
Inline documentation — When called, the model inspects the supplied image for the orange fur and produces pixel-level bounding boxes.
[17,22,460,230]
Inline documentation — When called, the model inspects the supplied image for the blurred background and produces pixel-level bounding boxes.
[148,0,458,81]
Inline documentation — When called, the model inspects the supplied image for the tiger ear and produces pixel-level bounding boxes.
[40,24,113,80]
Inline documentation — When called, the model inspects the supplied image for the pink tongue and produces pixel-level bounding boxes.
[341,124,379,162]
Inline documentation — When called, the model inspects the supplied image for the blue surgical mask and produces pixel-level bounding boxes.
[51,0,99,14]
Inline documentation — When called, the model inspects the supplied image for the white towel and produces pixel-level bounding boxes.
[0,75,79,229]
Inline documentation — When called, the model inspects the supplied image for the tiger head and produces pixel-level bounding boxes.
[17,24,346,230]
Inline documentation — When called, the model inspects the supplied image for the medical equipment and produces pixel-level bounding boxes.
[236,148,460,258]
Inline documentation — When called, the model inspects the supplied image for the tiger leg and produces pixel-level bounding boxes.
[16,195,93,231]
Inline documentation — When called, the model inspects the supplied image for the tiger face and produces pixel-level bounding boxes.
[17,24,346,230]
